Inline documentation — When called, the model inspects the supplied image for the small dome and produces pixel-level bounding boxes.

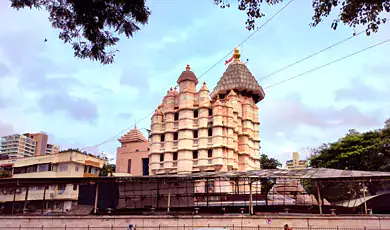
[199,81,209,92]
[213,95,222,107]
[177,64,199,84]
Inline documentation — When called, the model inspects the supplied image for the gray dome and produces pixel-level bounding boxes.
[210,61,265,103]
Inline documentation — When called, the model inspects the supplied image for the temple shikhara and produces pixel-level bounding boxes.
[148,48,265,175]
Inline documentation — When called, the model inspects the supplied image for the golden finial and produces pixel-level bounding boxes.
[233,47,240,61]
[186,64,191,71]
[203,81,206,85]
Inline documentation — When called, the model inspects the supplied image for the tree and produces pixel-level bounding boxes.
[304,118,390,201]
[259,153,281,205]
[0,170,10,178]
[11,0,389,65]
[214,0,389,35]
[10,0,150,65]
[260,153,282,169]
[99,163,116,176]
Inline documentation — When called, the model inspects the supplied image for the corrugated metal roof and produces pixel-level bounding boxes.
[115,168,390,180]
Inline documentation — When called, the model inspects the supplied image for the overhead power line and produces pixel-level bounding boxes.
[258,30,366,82]
[263,39,390,90]
[80,0,295,151]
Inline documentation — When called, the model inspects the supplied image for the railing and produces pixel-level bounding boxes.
[208,138,213,145]
[193,119,199,126]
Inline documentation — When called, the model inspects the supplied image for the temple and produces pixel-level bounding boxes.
[148,48,265,175]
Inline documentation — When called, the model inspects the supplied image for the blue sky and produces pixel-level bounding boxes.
[0,0,389,165]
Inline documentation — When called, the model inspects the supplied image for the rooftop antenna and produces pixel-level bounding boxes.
[134,118,137,129]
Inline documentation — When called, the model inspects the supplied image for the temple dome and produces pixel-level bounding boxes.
[177,64,199,84]
[210,49,265,103]
[118,126,148,144]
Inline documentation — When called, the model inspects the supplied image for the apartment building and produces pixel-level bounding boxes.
[149,47,265,175]
[0,150,107,213]
[286,152,308,170]
[0,132,59,158]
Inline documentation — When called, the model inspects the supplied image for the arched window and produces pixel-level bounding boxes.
[208,128,213,137]
[193,130,198,138]
[192,150,198,159]
[173,132,178,140]
[208,108,213,116]
[194,109,199,118]
[208,149,213,158]
[174,112,179,121]
[161,134,165,142]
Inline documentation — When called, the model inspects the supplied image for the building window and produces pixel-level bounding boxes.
[173,132,178,141]
[147,148,150,151]
[136,149,139,152]
[161,134,165,142]
[173,152,178,161]
[208,149,213,158]
[208,108,213,116]
[127,159,131,173]
[208,128,213,137]
[38,164,49,172]
[73,184,78,191]
[205,181,214,193]
[193,130,198,138]
[160,154,164,162]
[59,164,68,172]
[194,110,199,118]
[75,164,79,172]
[192,150,198,159]
[142,158,149,176]
[174,112,179,121]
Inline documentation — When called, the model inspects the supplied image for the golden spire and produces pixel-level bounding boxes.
[233,47,240,61]
[186,64,191,71]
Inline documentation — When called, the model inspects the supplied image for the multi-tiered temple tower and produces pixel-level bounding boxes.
[149,48,265,175]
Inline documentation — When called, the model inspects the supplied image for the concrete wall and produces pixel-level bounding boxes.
[0,215,389,229]
[116,141,150,176]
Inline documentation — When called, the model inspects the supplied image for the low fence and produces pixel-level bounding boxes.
[0,226,381,230]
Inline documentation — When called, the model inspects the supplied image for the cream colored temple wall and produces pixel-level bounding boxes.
[149,51,264,175]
